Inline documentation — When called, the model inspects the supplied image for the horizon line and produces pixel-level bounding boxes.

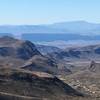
[0,20,100,26]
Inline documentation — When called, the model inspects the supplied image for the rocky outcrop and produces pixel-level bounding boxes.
[89,61,100,73]
[22,55,58,74]
[0,67,83,100]
[0,36,41,60]
[16,41,41,60]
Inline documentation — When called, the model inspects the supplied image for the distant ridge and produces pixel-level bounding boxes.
[0,21,100,35]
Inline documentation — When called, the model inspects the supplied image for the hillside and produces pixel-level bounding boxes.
[48,44,100,61]
[0,36,99,100]
[0,67,85,100]
[0,36,72,75]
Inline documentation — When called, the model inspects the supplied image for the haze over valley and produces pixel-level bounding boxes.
[0,0,100,100]
[1,21,100,48]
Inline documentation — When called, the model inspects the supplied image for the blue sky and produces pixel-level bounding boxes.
[0,0,100,25]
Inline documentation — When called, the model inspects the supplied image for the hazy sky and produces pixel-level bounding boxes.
[0,0,100,25]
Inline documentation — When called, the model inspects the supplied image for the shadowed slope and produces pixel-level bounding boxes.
[0,67,84,100]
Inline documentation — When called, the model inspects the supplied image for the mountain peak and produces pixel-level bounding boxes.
[0,36,16,41]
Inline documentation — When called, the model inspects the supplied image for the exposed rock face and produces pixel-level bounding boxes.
[0,36,72,75]
[0,68,83,100]
[22,55,58,74]
[89,61,100,73]
[0,36,41,60]
[16,41,41,60]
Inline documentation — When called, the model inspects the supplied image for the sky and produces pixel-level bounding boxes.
[0,0,100,25]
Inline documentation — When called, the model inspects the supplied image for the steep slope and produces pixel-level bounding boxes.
[36,44,62,55]
[22,55,58,74]
[89,61,100,73]
[0,36,41,60]
[0,36,42,68]
[0,36,72,75]
[22,54,72,75]
[0,67,84,100]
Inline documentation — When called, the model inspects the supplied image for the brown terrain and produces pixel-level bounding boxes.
[0,36,100,100]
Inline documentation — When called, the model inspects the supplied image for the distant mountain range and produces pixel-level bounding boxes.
[49,21,100,35]
[0,21,100,35]
[0,21,100,48]
[0,22,99,99]
[47,44,100,61]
